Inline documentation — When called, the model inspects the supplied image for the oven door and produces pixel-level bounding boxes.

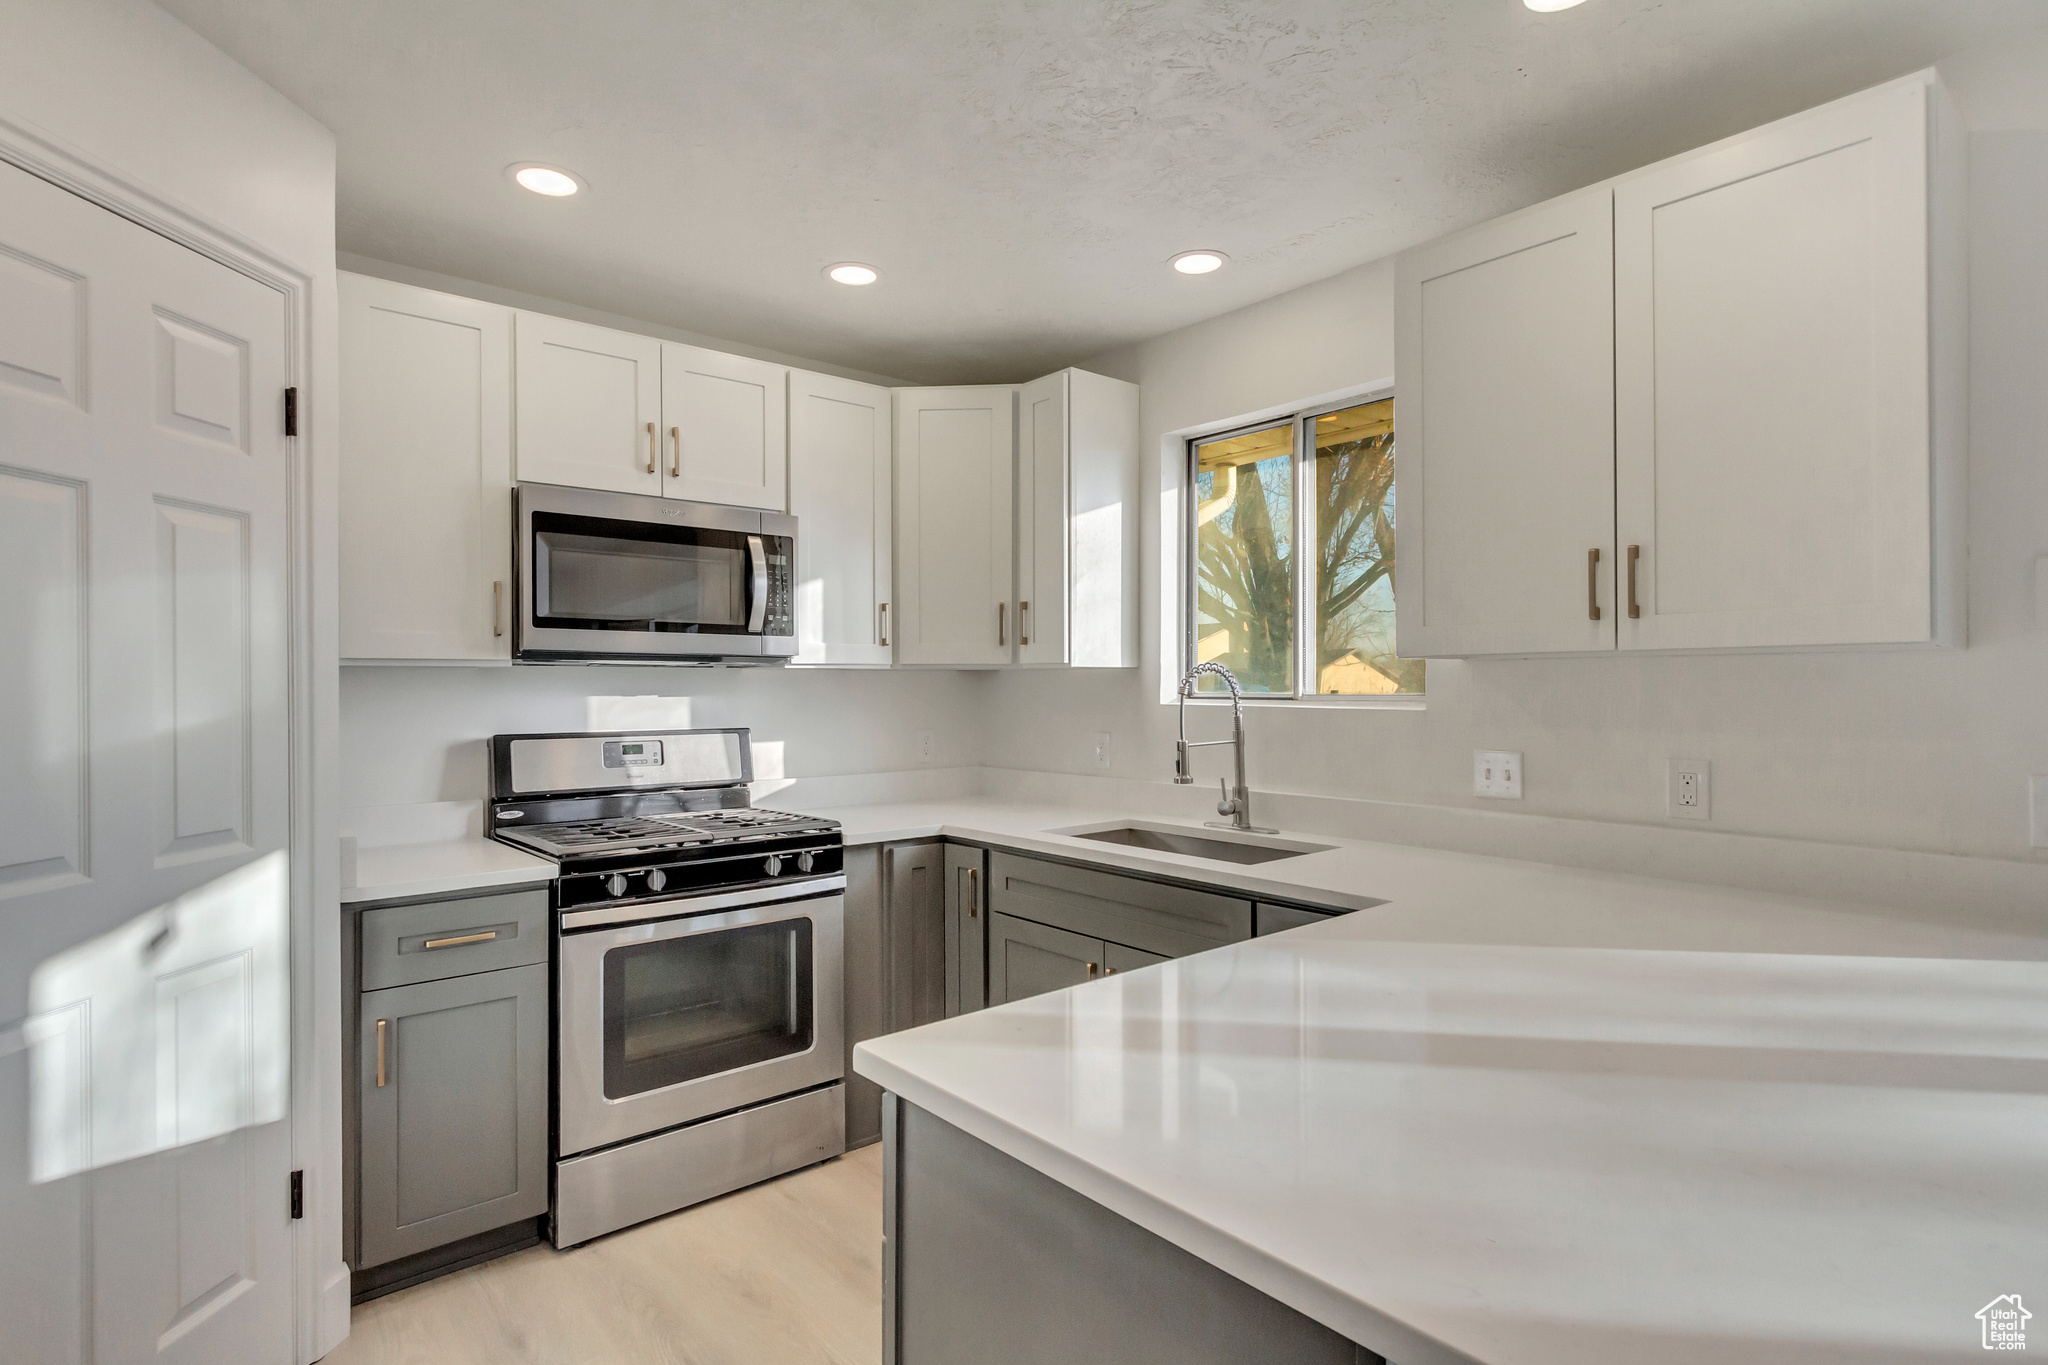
[557,878,845,1156]
[515,483,796,660]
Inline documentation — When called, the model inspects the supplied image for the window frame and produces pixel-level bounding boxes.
[1183,384,1417,705]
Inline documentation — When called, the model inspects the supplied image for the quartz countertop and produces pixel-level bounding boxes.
[855,920,2048,1365]
[340,836,555,906]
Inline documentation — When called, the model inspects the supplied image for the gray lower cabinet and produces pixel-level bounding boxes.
[987,851,1252,958]
[357,961,549,1267]
[846,839,951,1148]
[990,912,1103,1004]
[843,845,888,1148]
[943,844,987,1016]
[1255,902,1335,936]
[1104,940,1168,974]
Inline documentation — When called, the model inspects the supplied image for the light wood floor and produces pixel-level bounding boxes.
[325,1144,883,1365]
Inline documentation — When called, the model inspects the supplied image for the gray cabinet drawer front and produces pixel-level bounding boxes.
[990,913,1101,1005]
[988,852,1251,959]
[360,888,550,990]
[1255,902,1334,937]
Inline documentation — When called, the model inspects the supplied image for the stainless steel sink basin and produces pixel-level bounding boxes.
[1064,824,1331,865]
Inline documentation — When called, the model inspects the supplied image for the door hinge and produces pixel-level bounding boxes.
[284,386,298,437]
[289,1169,304,1220]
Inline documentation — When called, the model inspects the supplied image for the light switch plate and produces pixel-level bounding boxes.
[1091,732,1112,771]
[2030,776,2048,848]
[1473,750,1522,800]
[1667,758,1711,820]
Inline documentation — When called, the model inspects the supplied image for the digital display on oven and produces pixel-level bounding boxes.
[603,739,664,768]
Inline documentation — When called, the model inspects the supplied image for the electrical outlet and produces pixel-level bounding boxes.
[1473,750,1522,800]
[1091,732,1112,771]
[916,730,936,765]
[1667,759,1710,820]
[2030,776,2048,848]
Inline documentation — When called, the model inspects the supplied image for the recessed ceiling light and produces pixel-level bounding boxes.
[1171,250,1227,275]
[826,263,879,286]
[511,164,581,197]
[1524,0,1588,11]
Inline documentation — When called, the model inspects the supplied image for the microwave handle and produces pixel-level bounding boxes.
[747,534,768,633]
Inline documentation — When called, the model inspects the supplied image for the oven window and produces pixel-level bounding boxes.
[601,917,815,1098]
[532,511,751,633]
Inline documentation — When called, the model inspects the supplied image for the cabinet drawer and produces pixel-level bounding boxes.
[360,887,550,991]
[1255,903,1334,937]
[988,852,1251,960]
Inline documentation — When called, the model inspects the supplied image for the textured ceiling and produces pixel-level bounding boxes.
[160,0,2047,383]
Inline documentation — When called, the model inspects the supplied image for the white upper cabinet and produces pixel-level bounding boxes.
[1394,185,1617,658]
[660,343,787,510]
[513,311,662,496]
[339,273,513,660]
[894,386,1015,667]
[789,369,892,666]
[1395,69,1960,658]
[1016,369,1140,668]
[1614,75,1961,650]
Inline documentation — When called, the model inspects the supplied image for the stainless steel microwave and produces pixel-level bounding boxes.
[513,483,796,663]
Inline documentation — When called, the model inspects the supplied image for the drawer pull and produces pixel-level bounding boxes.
[1086,961,1099,979]
[967,867,978,919]
[424,930,499,950]
[375,1018,387,1088]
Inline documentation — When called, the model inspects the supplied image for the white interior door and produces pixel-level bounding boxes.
[1394,184,1616,657]
[339,273,512,660]
[1016,371,1068,666]
[0,159,293,1364]
[893,386,1014,667]
[1614,79,1934,650]
[788,370,891,666]
[513,311,661,496]
[661,343,787,510]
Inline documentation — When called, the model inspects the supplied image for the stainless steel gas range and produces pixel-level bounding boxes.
[487,728,845,1248]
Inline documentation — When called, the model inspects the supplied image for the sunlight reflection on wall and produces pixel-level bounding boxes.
[26,852,288,1183]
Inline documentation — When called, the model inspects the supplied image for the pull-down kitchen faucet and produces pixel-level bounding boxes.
[1174,662,1275,834]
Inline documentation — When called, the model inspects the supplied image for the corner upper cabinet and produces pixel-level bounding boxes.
[339,272,514,661]
[1016,369,1140,668]
[513,311,662,496]
[893,386,1015,666]
[661,343,787,510]
[1393,185,1618,658]
[789,370,892,665]
[1613,74,1962,650]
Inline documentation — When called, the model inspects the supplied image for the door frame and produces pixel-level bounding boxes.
[0,111,340,1362]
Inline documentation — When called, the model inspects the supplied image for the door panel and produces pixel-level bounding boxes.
[1016,371,1067,665]
[1615,80,1932,649]
[789,370,892,665]
[943,844,986,1015]
[989,913,1100,1006]
[893,387,1014,666]
[1395,185,1616,657]
[886,842,946,1031]
[661,343,786,510]
[0,157,293,1365]
[514,311,661,496]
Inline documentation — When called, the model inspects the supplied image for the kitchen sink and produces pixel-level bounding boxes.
[1061,823,1331,865]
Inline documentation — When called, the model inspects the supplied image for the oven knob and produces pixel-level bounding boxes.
[606,873,629,898]
[763,854,783,877]
[796,850,815,873]
[646,868,667,892]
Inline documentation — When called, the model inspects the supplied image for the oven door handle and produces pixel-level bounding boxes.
[560,874,845,933]
[746,533,769,634]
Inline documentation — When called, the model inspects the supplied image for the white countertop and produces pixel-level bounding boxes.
[340,837,555,905]
[855,922,2048,1365]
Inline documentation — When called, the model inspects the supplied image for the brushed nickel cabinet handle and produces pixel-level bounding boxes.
[646,421,657,474]
[669,425,680,478]
[375,1019,387,1088]
[1586,549,1600,622]
[998,602,1006,647]
[494,580,504,637]
[1627,544,1641,620]
[1019,599,1030,646]
[879,602,889,646]
[423,930,499,950]
[967,867,978,919]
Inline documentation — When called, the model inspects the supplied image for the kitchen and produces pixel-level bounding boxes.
[3,1,2047,1363]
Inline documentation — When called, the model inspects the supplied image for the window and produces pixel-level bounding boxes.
[1187,394,1421,698]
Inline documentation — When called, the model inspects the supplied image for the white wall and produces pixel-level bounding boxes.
[0,1,348,1358]
[983,78,2048,870]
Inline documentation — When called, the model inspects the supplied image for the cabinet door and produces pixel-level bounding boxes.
[1395,184,1616,657]
[1615,79,1937,650]
[943,844,987,1015]
[1102,941,1168,976]
[885,841,947,1032]
[513,311,662,495]
[1015,371,1068,666]
[357,964,549,1267]
[894,386,1015,666]
[989,913,1102,1005]
[339,273,512,659]
[841,847,886,1147]
[662,342,787,510]
[790,369,892,665]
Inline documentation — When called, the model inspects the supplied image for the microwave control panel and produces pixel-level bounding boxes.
[764,541,793,638]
